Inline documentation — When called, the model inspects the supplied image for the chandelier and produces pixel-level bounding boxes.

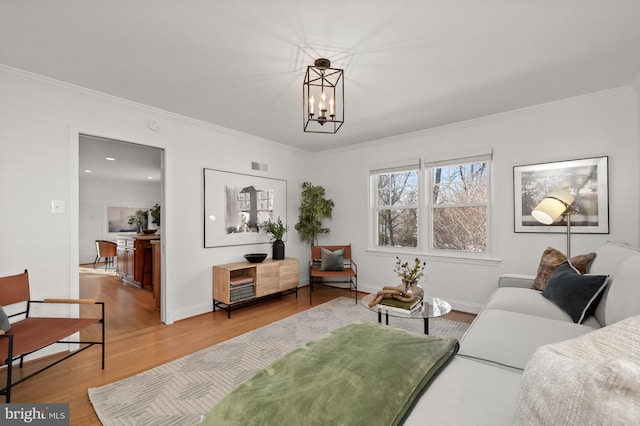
[303,58,344,133]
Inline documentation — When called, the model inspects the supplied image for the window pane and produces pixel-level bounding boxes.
[377,171,419,207]
[377,209,418,248]
[433,162,487,204]
[433,206,487,252]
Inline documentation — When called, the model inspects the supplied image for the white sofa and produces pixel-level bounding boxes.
[404,241,640,425]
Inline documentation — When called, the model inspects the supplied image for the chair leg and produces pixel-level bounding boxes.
[93,255,100,269]
[104,256,112,270]
[354,277,358,304]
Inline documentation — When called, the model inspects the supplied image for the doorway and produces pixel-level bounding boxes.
[78,134,164,325]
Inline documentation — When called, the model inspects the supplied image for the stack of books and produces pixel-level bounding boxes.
[377,297,423,314]
[230,276,255,302]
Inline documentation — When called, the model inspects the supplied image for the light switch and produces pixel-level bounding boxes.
[51,200,65,214]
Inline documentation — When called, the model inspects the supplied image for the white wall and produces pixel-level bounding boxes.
[1,64,638,324]
[309,87,640,312]
[0,66,312,324]
[79,177,161,264]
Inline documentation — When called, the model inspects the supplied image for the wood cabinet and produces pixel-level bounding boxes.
[151,240,161,310]
[213,258,299,317]
[116,236,159,289]
[116,239,135,284]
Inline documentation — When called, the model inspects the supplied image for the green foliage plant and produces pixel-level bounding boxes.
[127,209,148,228]
[262,216,289,241]
[150,203,161,226]
[294,181,334,245]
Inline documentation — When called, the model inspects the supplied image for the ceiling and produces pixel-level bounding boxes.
[79,135,162,183]
[2,1,640,152]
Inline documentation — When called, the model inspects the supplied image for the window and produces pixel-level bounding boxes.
[371,161,420,249]
[370,151,492,257]
[429,160,489,253]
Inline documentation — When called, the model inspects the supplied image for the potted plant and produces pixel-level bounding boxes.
[394,256,426,299]
[150,203,161,230]
[294,182,334,246]
[262,216,289,260]
[127,210,148,234]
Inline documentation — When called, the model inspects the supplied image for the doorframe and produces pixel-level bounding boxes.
[70,127,167,323]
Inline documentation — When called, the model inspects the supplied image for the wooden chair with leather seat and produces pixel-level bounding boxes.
[94,240,117,270]
[0,270,105,402]
[309,244,358,305]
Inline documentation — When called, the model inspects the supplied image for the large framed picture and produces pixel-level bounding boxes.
[514,156,609,234]
[204,168,287,248]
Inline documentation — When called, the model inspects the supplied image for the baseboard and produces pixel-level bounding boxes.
[165,301,213,324]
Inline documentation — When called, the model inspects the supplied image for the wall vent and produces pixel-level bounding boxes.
[251,161,268,172]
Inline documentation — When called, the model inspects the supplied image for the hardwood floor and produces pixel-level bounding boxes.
[3,270,475,425]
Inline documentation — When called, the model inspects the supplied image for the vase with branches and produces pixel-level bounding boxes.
[127,210,148,234]
[394,256,426,299]
[262,217,289,259]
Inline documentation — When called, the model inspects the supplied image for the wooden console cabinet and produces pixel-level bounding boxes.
[213,258,299,318]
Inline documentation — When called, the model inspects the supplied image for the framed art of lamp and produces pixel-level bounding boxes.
[531,188,579,257]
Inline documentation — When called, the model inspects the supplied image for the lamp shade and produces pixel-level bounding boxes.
[531,189,575,225]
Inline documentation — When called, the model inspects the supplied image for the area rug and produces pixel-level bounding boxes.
[88,297,470,426]
[79,266,117,276]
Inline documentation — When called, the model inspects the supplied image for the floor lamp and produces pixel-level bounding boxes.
[531,188,578,258]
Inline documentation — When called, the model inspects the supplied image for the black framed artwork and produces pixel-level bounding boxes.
[513,156,609,234]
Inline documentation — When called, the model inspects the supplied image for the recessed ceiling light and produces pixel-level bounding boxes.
[84,169,93,173]
[147,176,153,180]
[105,157,115,161]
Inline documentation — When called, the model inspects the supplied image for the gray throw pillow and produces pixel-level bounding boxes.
[320,248,344,271]
[0,305,11,332]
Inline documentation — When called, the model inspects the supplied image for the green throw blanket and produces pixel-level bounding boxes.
[202,321,459,426]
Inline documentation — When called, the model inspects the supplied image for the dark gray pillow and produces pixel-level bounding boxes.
[0,305,10,332]
[542,261,609,324]
[320,248,344,271]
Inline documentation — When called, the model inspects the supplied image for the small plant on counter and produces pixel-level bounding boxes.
[150,203,161,226]
[127,210,148,232]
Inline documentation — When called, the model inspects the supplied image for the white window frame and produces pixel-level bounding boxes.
[424,149,493,259]
[368,150,495,262]
[369,159,422,253]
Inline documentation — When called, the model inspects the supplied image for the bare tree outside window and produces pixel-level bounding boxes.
[370,154,491,256]
[375,170,419,248]
[432,162,488,252]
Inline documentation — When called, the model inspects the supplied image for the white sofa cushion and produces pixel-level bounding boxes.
[458,309,597,370]
[514,315,640,425]
[589,241,640,325]
[404,357,521,426]
[603,255,640,325]
[484,287,573,322]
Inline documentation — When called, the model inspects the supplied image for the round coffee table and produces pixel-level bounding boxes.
[361,293,452,334]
